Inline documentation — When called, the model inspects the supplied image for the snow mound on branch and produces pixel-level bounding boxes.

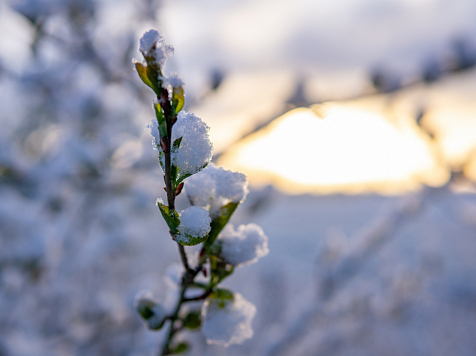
[202,292,256,347]
[216,224,269,267]
[175,206,211,245]
[163,72,184,89]
[139,29,174,68]
[170,111,213,179]
[185,163,248,217]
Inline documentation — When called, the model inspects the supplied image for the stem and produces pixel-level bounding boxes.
[183,289,212,302]
[157,87,221,355]
[178,244,190,272]
[161,284,187,356]
[159,87,201,355]
[161,87,175,211]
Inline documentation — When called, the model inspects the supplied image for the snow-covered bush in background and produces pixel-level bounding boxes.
[134,29,268,355]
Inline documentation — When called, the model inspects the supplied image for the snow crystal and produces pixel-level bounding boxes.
[147,118,160,150]
[134,290,167,330]
[139,29,174,68]
[202,292,256,347]
[215,224,269,267]
[163,72,185,89]
[175,206,211,245]
[168,111,213,179]
[185,163,248,217]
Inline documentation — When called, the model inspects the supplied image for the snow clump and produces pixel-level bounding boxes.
[163,72,184,89]
[214,224,269,267]
[167,111,213,180]
[175,206,211,246]
[139,29,174,68]
[185,163,248,217]
[202,292,256,347]
[134,290,167,330]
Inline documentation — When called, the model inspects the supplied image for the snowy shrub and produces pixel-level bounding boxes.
[134,29,268,355]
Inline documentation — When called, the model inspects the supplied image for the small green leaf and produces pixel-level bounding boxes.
[156,199,180,234]
[170,342,189,354]
[158,150,165,172]
[176,162,209,186]
[171,164,178,185]
[183,311,201,330]
[211,288,234,300]
[136,300,155,320]
[210,288,234,308]
[169,137,183,187]
[154,103,168,140]
[204,202,239,249]
[135,62,154,89]
[173,137,183,150]
[134,62,161,95]
[172,86,185,115]
[174,232,208,247]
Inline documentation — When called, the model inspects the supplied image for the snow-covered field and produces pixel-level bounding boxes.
[1,0,476,355]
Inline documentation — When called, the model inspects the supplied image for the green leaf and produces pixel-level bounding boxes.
[170,137,183,187]
[158,150,165,172]
[136,300,155,320]
[174,232,208,247]
[210,288,234,308]
[170,342,189,354]
[172,86,185,115]
[135,62,161,95]
[211,288,234,300]
[173,137,182,150]
[156,199,180,234]
[176,162,209,186]
[154,103,168,140]
[183,311,201,330]
[204,202,239,249]
[135,62,154,89]
[171,165,178,185]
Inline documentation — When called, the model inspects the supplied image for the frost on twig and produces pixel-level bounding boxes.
[134,29,265,355]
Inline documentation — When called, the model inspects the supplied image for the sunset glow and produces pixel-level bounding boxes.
[218,104,449,194]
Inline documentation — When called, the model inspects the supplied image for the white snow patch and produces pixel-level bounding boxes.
[163,72,185,89]
[167,111,213,179]
[216,224,269,267]
[202,292,256,347]
[185,163,248,217]
[139,29,174,68]
[139,29,160,55]
[175,206,211,245]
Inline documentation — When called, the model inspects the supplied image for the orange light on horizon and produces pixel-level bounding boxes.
[218,104,449,195]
